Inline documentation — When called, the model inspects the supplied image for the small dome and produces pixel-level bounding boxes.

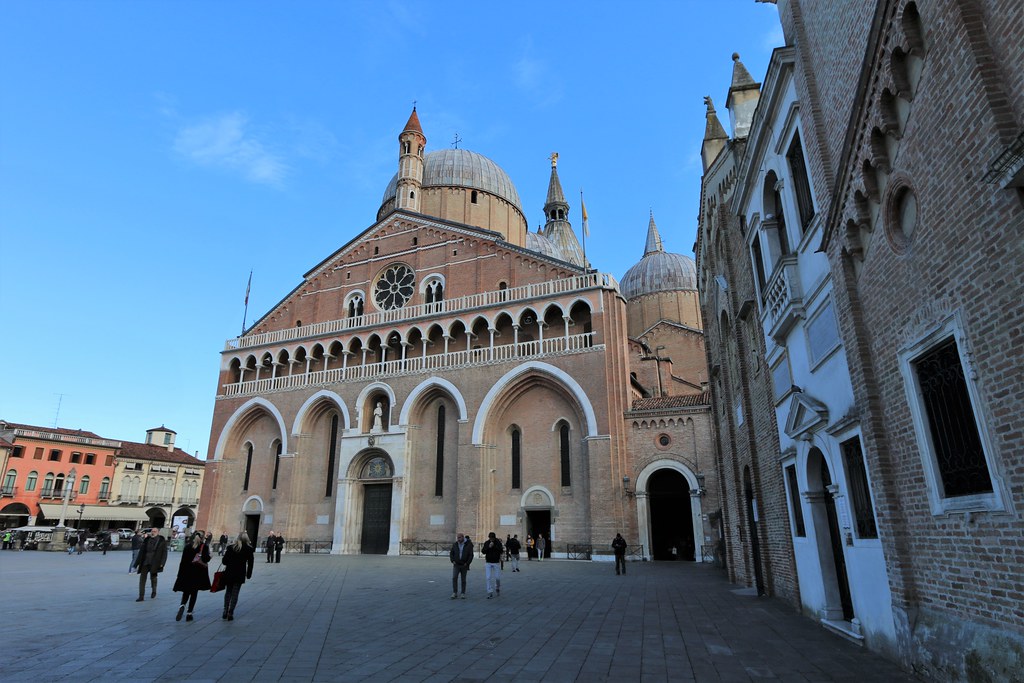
[621,213,697,298]
[526,231,563,260]
[381,148,522,212]
[621,251,698,298]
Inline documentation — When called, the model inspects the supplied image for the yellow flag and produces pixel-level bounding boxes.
[581,195,590,237]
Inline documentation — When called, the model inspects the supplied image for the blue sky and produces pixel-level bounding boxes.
[0,1,782,458]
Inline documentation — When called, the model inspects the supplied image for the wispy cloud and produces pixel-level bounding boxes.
[174,112,288,187]
[512,38,563,108]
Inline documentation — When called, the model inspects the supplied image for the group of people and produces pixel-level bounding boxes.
[524,534,547,560]
[131,527,255,622]
[263,531,285,563]
[450,531,631,598]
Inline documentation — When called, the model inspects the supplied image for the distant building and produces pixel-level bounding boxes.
[109,426,205,531]
[0,420,205,534]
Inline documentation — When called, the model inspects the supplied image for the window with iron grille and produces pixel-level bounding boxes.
[913,338,992,498]
[785,465,805,536]
[559,423,571,487]
[787,133,816,232]
[511,428,521,490]
[842,438,878,538]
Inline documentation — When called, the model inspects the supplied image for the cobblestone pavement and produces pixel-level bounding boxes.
[0,550,918,682]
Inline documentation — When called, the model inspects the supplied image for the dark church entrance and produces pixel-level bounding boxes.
[526,509,551,559]
[648,469,695,561]
[360,483,392,554]
[245,513,260,549]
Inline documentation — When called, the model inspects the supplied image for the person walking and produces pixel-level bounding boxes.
[274,533,284,563]
[129,530,143,573]
[507,534,521,572]
[221,531,255,621]
[505,534,512,562]
[612,533,628,575]
[482,532,503,599]
[67,530,78,555]
[2,529,11,550]
[264,532,275,563]
[536,534,546,561]
[77,532,87,555]
[449,532,473,599]
[526,535,534,560]
[218,533,228,556]
[134,528,168,601]
[172,531,212,622]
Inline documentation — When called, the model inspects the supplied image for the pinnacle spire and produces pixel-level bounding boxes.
[545,155,567,206]
[403,106,423,136]
[730,52,757,89]
[644,211,664,256]
[541,153,583,267]
[703,96,728,141]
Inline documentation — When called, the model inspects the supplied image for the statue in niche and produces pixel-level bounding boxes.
[372,401,384,432]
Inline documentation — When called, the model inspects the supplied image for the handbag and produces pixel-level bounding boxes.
[210,560,225,592]
[192,544,208,567]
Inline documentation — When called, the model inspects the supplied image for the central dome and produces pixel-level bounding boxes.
[381,149,522,212]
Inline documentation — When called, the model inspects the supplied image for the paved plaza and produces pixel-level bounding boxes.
[0,550,917,682]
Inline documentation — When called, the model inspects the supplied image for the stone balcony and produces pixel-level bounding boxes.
[224,272,617,352]
[222,332,601,399]
[762,255,805,344]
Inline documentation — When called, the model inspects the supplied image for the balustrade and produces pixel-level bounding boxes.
[226,272,616,351]
[762,256,805,343]
[223,332,601,398]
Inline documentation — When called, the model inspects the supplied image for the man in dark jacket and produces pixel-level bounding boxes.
[134,528,168,601]
[274,533,284,563]
[612,533,628,575]
[482,532,504,599]
[129,530,143,573]
[449,532,473,600]
[507,535,522,573]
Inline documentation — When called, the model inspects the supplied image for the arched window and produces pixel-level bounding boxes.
[79,475,90,495]
[43,473,55,496]
[435,404,446,496]
[511,428,522,490]
[243,444,253,491]
[99,477,110,499]
[326,414,339,497]
[471,190,478,204]
[54,473,65,494]
[348,294,365,319]
[26,471,38,492]
[272,441,282,490]
[2,469,15,493]
[559,423,571,487]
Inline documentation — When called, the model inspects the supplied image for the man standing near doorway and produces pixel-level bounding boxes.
[449,532,473,599]
[482,532,503,599]
[612,533,628,575]
[507,534,521,572]
[134,528,168,601]
[536,533,546,561]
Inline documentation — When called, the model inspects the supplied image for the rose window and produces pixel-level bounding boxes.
[374,264,415,310]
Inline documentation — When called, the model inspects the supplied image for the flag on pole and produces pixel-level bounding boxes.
[244,270,252,306]
[581,194,590,237]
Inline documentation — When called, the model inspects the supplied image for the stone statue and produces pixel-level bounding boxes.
[373,402,384,431]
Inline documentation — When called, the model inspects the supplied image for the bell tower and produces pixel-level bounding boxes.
[396,107,426,213]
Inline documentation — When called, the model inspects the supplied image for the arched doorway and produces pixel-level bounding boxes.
[807,448,854,621]
[146,507,166,530]
[0,502,30,529]
[358,454,394,554]
[648,469,695,561]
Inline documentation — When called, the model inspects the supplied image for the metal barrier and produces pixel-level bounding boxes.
[565,544,592,560]
[288,539,332,554]
[626,544,645,561]
[399,540,450,556]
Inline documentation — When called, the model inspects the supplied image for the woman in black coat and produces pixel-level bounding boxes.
[221,531,255,621]
[173,531,212,622]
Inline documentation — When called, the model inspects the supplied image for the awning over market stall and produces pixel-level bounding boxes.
[38,503,151,522]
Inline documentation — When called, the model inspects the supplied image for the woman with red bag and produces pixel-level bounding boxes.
[173,531,212,622]
[221,531,255,621]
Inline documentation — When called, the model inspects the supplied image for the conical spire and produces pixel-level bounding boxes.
[644,211,664,256]
[703,96,728,141]
[403,106,423,136]
[541,152,584,267]
[730,52,757,89]
[545,152,567,205]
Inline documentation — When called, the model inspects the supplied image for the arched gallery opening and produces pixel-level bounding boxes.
[648,468,695,561]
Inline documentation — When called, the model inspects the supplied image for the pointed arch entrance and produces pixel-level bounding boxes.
[636,460,703,562]
[807,448,854,621]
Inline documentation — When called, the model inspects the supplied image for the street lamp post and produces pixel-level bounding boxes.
[76,503,85,532]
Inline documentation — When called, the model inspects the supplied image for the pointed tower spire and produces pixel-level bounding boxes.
[644,210,664,256]
[396,106,426,213]
[541,152,584,267]
[726,52,761,139]
[701,96,728,171]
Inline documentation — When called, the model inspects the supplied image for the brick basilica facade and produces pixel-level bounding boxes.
[198,109,720,564]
